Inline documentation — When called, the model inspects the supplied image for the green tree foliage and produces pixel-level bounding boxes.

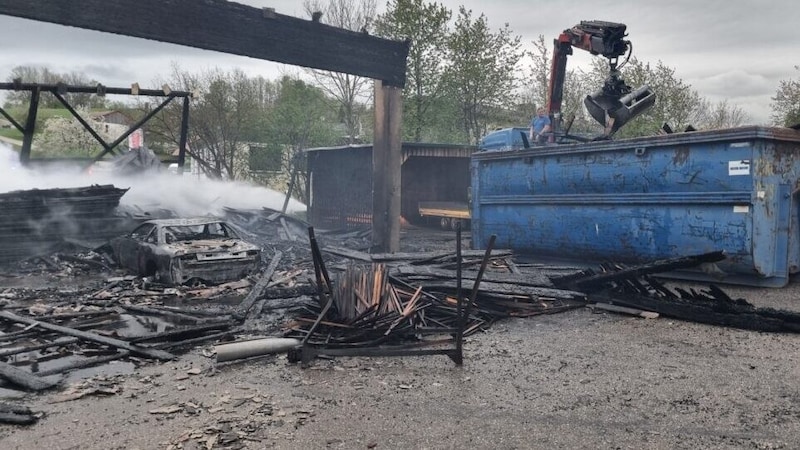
[442,7,523,144]
[4,65,107,109]
[303,0,376,144]
[772,66,800,127]
[148,66,271,180]
[582,58,749,137]
[376,0,451,142]
[36,107,105,157]
[522,35,594,135]
[694,99,749,130]
[258,76,340,202]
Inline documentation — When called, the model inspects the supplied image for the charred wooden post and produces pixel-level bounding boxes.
[19,85,40,166]
[178,95,190,173]
[372,81,403,253]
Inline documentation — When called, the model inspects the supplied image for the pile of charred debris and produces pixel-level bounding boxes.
[2,191,800,426]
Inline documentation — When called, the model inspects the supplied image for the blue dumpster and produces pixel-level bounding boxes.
[471,126,800,287]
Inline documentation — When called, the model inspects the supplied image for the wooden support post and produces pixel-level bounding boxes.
[19,86,40,166]
[372,80,402,253]
[178,95,190,174]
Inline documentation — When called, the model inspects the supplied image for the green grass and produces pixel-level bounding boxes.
[3,106,74,123]
[0,128,23,141]
[0,107,99,142]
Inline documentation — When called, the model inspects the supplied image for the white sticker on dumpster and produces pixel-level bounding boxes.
[733,205,750,213]
[728,160,750,176]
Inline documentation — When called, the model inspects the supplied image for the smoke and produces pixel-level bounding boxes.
[0,143,307,217]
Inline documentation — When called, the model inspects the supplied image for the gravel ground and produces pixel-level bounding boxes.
[2,229,800,449]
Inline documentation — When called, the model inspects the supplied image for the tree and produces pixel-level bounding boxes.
[375,0,451,142]
[303,0,376,144]
[772,66,800,127]
[442,7,523,144]
[522,34,594,135]
[695,99,749,129]
[256,76,339,202]
[36,107,106,157]
[4,65,107,109]
[582,58,704,138]
[148,65,269,180]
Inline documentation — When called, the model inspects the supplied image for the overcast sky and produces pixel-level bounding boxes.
[0,0,798,125]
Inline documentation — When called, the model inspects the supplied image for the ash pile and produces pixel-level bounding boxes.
[2,200,800,426]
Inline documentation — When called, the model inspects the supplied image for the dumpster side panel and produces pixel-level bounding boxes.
[472,127,800,287]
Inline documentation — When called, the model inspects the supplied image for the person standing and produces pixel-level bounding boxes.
[529,107,552,145]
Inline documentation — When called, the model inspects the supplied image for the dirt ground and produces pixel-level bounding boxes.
[2,229,800,449]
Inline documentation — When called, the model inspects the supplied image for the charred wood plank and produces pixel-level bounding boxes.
[120,304,208,324]
[322,246,372,262]
[589,302,660,319]
[0,402,38,425]
[553,251,726,292]
[414,280,585,300]
[35,351,131,377]
[392,265,554,288]
[0,311,174,360]
[129,322,233,343]
[233,250,283,321]
[154,331,234,350]
[0,361,60,391]
[0,0,409,86]
[592,292,800,333]
[0,337,80,358]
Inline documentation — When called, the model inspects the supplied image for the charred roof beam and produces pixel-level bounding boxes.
[0,0,409,87]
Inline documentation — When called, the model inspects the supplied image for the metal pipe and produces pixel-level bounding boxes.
[215,338,301,362]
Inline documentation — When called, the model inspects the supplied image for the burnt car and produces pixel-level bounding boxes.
[110,218,261,285]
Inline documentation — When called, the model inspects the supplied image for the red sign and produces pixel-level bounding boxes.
[128,128,144,149]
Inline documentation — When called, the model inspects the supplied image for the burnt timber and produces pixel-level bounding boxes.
[0,0,409,87]
[0,185,129,263]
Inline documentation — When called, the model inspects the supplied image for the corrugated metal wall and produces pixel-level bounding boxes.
[306,143,475,230]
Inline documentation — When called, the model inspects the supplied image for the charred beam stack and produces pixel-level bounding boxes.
[0,185,129,263]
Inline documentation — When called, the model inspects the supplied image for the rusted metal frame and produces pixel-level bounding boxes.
[19,86,40,166]
[52,91,119,157]
[90,94,178,164]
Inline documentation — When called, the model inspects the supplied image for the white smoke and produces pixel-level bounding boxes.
[0,143,306,217]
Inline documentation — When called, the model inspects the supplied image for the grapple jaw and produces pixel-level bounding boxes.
[585,71,656,136]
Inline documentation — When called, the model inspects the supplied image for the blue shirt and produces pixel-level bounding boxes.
[530,114,551,134]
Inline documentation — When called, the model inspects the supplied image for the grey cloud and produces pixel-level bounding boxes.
[693,70,773,97]
[1,0,797,126]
